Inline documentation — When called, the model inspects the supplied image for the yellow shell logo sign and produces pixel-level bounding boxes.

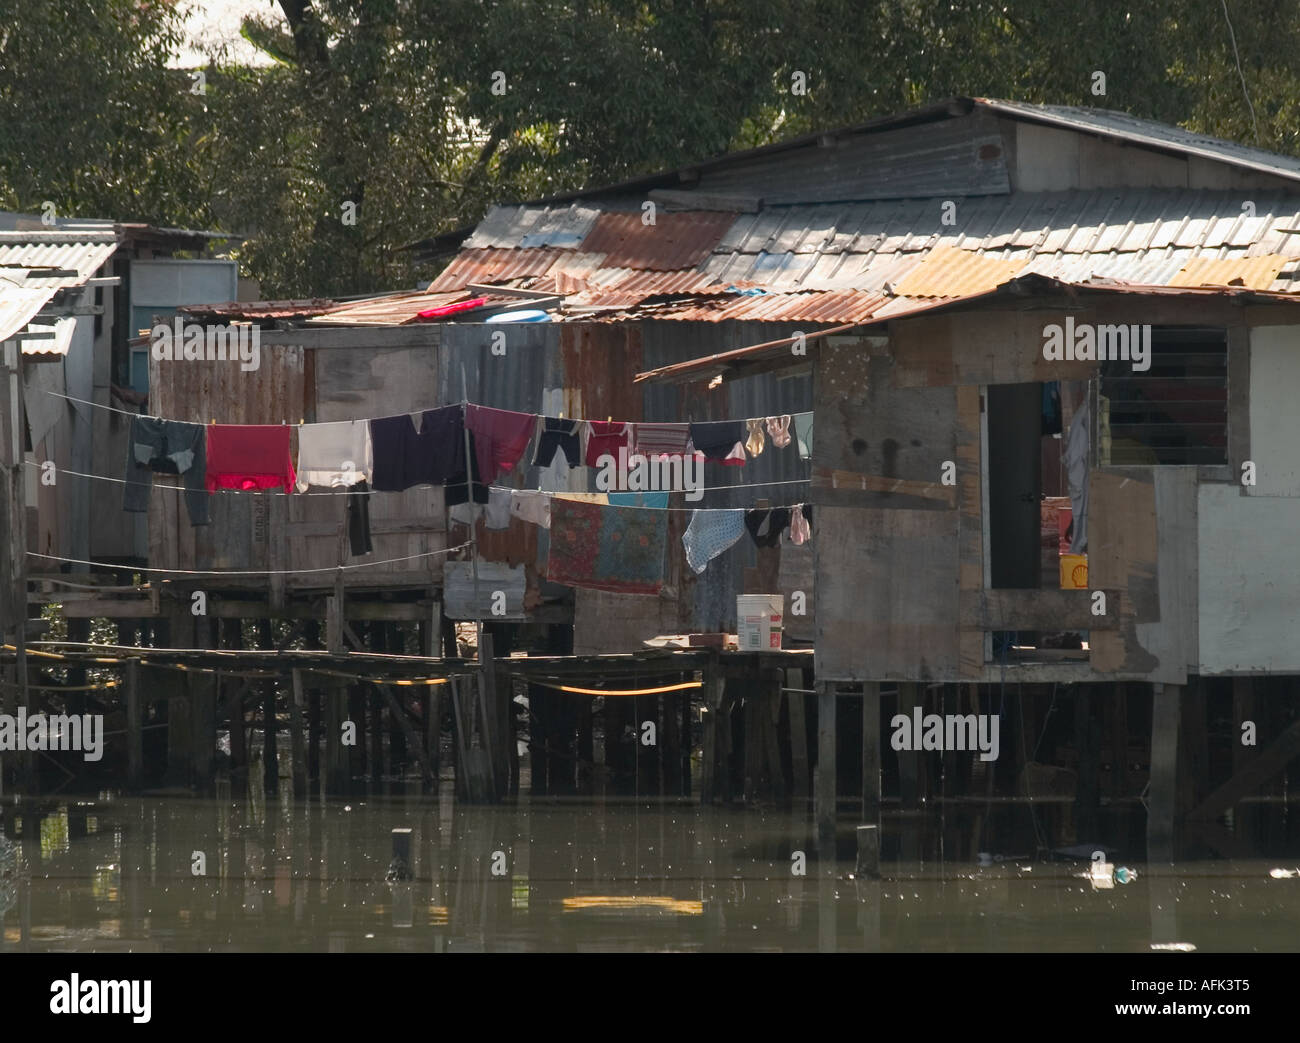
[1072,562,1088,587]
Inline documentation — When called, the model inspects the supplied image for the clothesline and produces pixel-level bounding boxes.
[27,459,811,509]
[26,542,471,577]
[42,389,811,430]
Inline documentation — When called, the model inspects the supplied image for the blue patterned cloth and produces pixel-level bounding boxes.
[682,509,746,575]
[607,491,670,508]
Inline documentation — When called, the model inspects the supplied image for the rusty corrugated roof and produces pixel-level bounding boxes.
[427,247,571,292]
[1167,254,1290,290]
[890,246,1027,298]
[578,210,737,270]
[181,298,336,320]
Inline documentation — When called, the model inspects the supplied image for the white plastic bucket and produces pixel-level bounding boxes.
[736,594,784,651]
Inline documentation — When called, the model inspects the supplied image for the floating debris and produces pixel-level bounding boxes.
[1268,867,1298,879]
[1114,867,1137,884]
[1151,942,1197,952]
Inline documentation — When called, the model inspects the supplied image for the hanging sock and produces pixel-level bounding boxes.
[745,418,767,457]
[789,504,810,545]
[682,509,745,574]
[765,415,792,448]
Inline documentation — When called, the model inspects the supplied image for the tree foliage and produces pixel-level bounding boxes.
[4,1,1300,297]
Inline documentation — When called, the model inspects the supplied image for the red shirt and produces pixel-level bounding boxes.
[206,425,297,492]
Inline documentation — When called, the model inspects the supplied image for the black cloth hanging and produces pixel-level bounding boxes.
[744,507,792,547]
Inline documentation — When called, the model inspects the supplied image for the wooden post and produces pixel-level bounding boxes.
[861,682,881,827]
[1110,682,1130,800]
[897,683,920,810]
[1148,682,1181,863]
[327,682,350,796]
[290,669,308,801]
[816,681,836,845]
[1075,685,1100,841]
[257,620,278,795]
[192,620,217,794]
[229,679,247,798]
[126,659,142,792]
[763,667,785,803]
[1231,676,1257,844]
[855,823,879,879]
[786,668,809,801]
[478,631,502,800]
[427,680,442,790]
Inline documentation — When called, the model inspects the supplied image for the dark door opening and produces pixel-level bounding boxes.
[987,382,1042,590]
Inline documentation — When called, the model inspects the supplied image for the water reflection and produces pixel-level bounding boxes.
[1,796,1299,952]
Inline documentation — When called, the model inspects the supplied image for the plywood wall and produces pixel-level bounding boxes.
[1198,482,1300,674]
[1247,325,1300,497]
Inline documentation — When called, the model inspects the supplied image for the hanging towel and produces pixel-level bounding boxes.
[765,415,792,448]
[510,489,552,529]
[466,404,536,478]
[682,509,745,574]
[532,416,582,469]
[792,412,814,460]
[122,416,209,525]
[631,422,691,458]
[346,481,373,556]
[688,420,747,465]
[447,502,482,527]
[296,420,373,491]
[584,420,631,467]
[607,491,670,509]
[744,507,791,548]
[745,418,767,457]
[789,504,810,545]
[485,486,514,530]
[206,425,296,492]
[547,498,667,595]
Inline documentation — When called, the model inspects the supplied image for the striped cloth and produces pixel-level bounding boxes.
[631,422,691,458]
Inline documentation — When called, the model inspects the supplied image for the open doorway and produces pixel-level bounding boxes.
[986,380,1088,660]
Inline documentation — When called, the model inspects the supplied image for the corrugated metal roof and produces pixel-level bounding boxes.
[20,315,77,356]
[575,289,889,324]
[309,288,525,326]
[427,247,570,292]
[578,210,737,270]
[635,275,1300,383]
[181,298,336,320]
[891,246,1027,298]
[0,284,58,344]
[978,99,1300,183]
[462,203,603,250]
[0,232,119,290]
[1167,254,1290,290]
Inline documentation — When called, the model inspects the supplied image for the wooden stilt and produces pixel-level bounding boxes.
[126,659,142,792]
[861,682,881,827]
[816,681,836,845]
[290,669,308,801]
[1148,682,1181,863]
